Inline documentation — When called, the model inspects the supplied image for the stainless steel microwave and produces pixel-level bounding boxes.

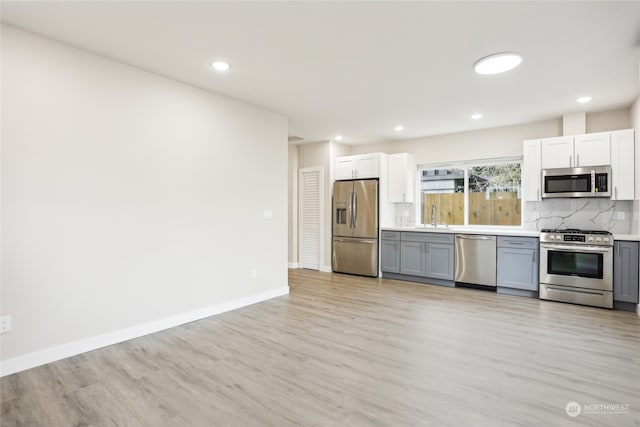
[542,166,611,198]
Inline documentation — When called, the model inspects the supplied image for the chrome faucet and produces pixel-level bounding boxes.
[431,204,438,227]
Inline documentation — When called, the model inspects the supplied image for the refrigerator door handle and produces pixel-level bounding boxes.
[349,189,355,229]
[353,190,358,229]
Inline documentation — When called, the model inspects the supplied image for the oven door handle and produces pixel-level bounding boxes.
[540,244,612,254]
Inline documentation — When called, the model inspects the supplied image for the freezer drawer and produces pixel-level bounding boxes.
[332,237,378,277]
[540,284,612,309]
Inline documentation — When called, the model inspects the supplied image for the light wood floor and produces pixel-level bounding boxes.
[2,269,639,426]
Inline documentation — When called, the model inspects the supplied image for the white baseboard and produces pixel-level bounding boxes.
[288,262,299,269]
[0,286,289,377]
[319,265,332,273]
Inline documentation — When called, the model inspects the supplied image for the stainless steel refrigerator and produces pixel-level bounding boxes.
[332,179,379,277]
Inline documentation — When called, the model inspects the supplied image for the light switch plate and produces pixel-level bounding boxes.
[0,316,11,333]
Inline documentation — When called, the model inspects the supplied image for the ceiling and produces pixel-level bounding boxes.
[2,1,640,145]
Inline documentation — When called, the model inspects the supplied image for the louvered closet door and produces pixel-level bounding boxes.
[299,168,322,270]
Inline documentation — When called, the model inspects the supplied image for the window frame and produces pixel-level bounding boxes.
[416,156,524,229]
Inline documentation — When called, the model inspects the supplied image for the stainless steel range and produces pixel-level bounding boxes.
[539,229,613,309]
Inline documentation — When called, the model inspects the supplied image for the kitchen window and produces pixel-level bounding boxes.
[419,158,522,227]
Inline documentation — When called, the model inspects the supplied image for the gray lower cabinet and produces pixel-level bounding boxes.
[496,236,539,296]
[380,239,401,273]
[389,232,454,284]
[400,241,426,276]
[425,243,454,280]
[613,241,639,304]
[381,231,401,274]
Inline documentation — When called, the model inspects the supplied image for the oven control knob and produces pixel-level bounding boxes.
[549,235,555,240]
[596,237,602,242]
[556,235,562,240]
[588,236,594,242]
[603,237,610,243]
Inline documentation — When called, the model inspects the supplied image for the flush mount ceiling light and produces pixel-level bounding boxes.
[576,96,592,103]
[471,113,483,120]
[211,61,231,72]
[474,53,522,75]
[394,125,404,132]
[334,135,344,141]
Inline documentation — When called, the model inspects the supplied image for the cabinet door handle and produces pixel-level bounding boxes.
[532,251,536,263]
[615,187,618,200]
[569,154,572,166]
[536,189,539,200]
[403,193,405,202]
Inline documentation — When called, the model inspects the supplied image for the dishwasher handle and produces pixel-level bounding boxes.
[455,235,495,240]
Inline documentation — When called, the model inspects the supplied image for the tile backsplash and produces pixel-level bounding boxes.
[523,199,633,233]
[391,199,635,234]
[394,203,416,227]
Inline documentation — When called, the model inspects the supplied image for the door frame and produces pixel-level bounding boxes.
[298,167,324,271]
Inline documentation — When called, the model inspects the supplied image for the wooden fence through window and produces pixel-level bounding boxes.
[421,192,521,226]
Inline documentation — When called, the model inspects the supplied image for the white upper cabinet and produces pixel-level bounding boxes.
[522,139,542,201]
[573,132,610,167]
[541,134,611,169]
[334,153,382,180]
[540,136,574,169]
[388,153,415,203]
[527,129,635,200]
[335,157,356,180]
[610,129,635,200]
[354,154,380,179]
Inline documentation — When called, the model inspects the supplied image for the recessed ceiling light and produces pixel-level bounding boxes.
[474,53,522,75]
[471,113,483,120]
[211,61,231,72]
[394,125,404,132]
[334,135,343,141]
[576,96,592,104]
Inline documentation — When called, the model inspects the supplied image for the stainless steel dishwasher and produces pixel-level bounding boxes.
[454,234,497,287]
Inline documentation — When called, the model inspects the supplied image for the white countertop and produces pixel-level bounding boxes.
[381,226,540,237]
[381,227,640,241]
[613,234,640,241]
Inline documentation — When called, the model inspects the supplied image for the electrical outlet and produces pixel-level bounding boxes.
[0,316,11,333]
[616,211,626,220]
[251,269,257,280]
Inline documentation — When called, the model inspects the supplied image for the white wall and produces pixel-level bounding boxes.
[0,26,288,369]
[350,110,631,165]
[631,96,640,235]
[586,108,632,134]
[288,145,299,266]
[350,118,563,164]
